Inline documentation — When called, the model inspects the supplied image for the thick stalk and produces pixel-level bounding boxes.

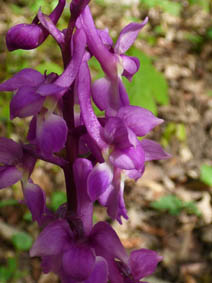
[62,86,78,213]
[63,16,77,67]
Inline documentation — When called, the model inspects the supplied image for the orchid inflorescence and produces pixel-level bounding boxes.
[0,1,170,282]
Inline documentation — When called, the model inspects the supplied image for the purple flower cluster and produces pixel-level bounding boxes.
[0,1,170,282]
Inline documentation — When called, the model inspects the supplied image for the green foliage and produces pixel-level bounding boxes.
[50,191,67,211]
[88,56,104,80]
[6,50,30,74]
[207,90,212,97]
[0,95,10,122]
[12,232,33,251]
[140,0,182,16]
[188,0,211,12]
[161,122,186,147]
[22,0,58,13]
[185,33,203,45]
[175,123,186,142]
[0,257,25,282]
[200,164,212,186]
[150,194,201,216]
[95,0,106,6]
[185,33,204,52]
[206,27,212,40]
[0,199,19,208]
[36,61,63,75]
[23,212,33,222]
[124,48,169,115]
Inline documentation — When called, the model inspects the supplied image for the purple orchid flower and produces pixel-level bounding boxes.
[77,62,170,221]
[6,0,66,51]
[29,159,161,283]
[80,6,148,115]
[30,219,161,283]
[0,69,68,156]
[0,138,36,189]
[22,180,46,225]
[0,69,65,119]
[0,0,171,281]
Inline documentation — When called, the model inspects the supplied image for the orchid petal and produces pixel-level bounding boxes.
[0,138,23,165]
[91,221,128,261]
[62,244,95,281]
[114,17,148,54]
[23,181,46,224]
[117,106,163,137]
[37,113,68,155]
[77,61,106,149]
[38,10,65,46]
[0,69,44,91]
[106,180,128,223]
[121,55,140,81]
[98,184,113,206]
[30,220,71,257]
[73,158,93,235]
[87,163,113,201]
[56,28,86,88]
[141,139,171,161]
[48,0,66,23]
[37,83,66,96]
[92,77,111,111]
[10,86,45,119]
[6,24,45,51]
[129,249,162,280]
[127,167,145,181]
[100,168,128,223]
[81,6,117,79]
[110,143,145,170]
[0,166,22,189]
[98,28,113,49]
[90,221,128,282]
[27,116,37,142]
[41,255,62,274]
[79,134,104,163]
[118,79,130,107]
[6,0,65,51]
[85,257,108,283]
[103,117,137,149]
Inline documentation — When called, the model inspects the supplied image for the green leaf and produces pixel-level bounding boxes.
[123,48,169,115]
[50,191,67,211]
[0,258,16,281]
[150,195,183,215]
[200,164,212,186]
[182,201,201,217]
[0,257,26,282]
[12,232,33,251]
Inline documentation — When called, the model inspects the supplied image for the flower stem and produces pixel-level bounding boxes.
[62,86,78,213]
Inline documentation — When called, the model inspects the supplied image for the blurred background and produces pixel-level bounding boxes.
[0,0,212,282]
